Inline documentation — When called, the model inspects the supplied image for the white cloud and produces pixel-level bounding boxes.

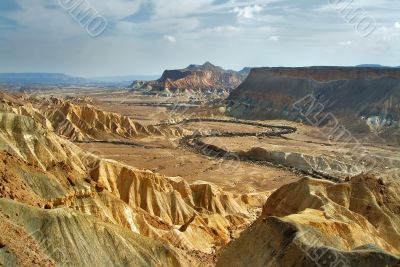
[339,41,353,46]
[116,17,200,36]
[269,36,279,41]
[152,0,214,18]
[395,22,400,29]
[4,0,82,37]
[71,0,145,20]
[4,0,147,38]
[88,0,146,20]
[233,5,263,20]
[163,35,177,43]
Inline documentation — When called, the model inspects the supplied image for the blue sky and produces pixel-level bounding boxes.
[0,0,400,76]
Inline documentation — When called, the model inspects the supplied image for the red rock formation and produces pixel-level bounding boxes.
[131,62,249,93]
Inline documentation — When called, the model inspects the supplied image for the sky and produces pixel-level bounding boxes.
[0,0,400,76]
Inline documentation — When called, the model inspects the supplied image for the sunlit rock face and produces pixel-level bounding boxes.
[217,174,400,267]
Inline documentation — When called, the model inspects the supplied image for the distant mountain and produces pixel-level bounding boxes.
[0,73,153,86]
[130,62,250,94]
[0,73,89,85]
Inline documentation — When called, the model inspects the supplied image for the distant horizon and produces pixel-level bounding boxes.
[0,63,399,78]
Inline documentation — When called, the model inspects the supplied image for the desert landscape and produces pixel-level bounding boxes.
[0,63,399,267]
[1,1,400,266]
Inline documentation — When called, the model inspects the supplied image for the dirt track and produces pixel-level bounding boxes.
[77,117,340,182]
[157,118,340,182]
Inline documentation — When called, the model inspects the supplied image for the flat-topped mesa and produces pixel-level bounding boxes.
[250,66,400,81]
[227,66,400,138]
[130,62,250,94]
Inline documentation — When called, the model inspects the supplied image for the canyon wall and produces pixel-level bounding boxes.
[227,67,400,139]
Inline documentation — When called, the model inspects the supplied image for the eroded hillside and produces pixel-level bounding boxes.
[0,93,182,141]
[0,93,265,266]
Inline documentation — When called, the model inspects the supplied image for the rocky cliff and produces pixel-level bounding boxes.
[227,67,400,139]
[217,174,400,267]
[131,62,249,94]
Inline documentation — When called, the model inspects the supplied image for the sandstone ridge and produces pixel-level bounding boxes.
[0,93,181,141]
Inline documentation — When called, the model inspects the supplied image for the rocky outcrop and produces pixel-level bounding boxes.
[217,175,400,267]
[0,93,180,141]
[40,98,165,141]
[131,62,249,94]
[227,67,400,138]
